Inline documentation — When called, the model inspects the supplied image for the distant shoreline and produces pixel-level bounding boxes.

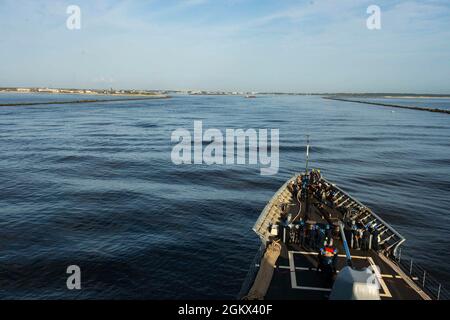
[0,89,168,98]
[0,95,170,107]
[2,88,450,98]
[323,97,450,115]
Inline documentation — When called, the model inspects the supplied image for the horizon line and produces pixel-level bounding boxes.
[1,87,450,97]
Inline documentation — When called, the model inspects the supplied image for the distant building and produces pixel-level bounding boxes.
[38,88,60,93]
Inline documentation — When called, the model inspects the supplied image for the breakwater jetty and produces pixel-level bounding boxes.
[323,97,450,115]
[0,95,170,107]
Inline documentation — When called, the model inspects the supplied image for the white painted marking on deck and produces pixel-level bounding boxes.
[380,274,403,279]
[279,265,312,271]
[293,251,368,260]
[288,251,395,297]
[296,286,332,292]
[287,251,332,292]
[288,251,298,289]
[367,257,392,298]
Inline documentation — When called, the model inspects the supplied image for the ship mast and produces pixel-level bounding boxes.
[303,135,310,220]
[305,135,310,174]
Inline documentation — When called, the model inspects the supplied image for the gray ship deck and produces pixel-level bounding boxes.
[265,244,425,300]
[245,172,432,300]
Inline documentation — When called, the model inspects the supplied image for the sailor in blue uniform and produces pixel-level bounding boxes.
[372,228,380,252]
[325,224,332,240]
[317,244,338,275]
[351,220,359,249]
[317,225,326,248]
[308,225,317,249]
[298,218,305,246]
[362,227,370,251]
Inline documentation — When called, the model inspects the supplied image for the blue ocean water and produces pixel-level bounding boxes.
[0,93,449,299]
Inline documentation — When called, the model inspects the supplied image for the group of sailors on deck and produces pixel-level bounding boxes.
[286,169,384,253]
[347,219,381,252]
[283,218,335,250]
[298,213,383,254]
[282,216,381,252]
[280,217,339,274]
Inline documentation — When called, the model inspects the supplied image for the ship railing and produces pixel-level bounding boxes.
[321,177,406,257]
[252,175,297,242]
[394,247,449,300]
[237,243,265,299]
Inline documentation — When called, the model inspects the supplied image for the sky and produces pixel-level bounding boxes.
[0,0,450,93]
